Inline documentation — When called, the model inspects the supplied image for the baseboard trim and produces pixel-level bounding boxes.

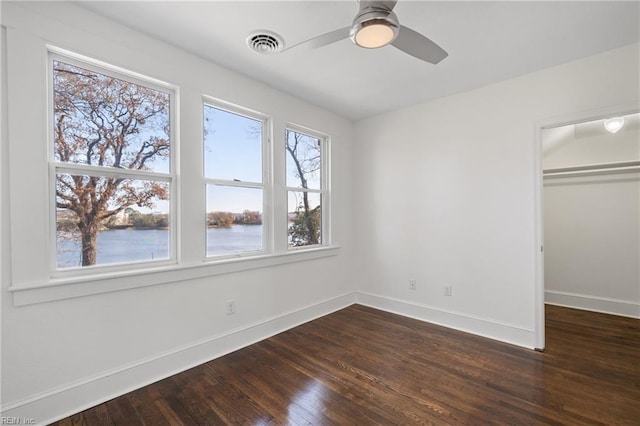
[545,290,640,318]
[1,292,356,425]
[355,292,535,349]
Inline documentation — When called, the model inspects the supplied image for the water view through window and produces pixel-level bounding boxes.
[57,226,264,268]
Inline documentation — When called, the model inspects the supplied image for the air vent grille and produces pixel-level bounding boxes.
[247,31,284,54]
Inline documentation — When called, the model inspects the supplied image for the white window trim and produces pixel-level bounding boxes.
[285,123,331,250]
[47,51,179,276]
[202,97,272,261]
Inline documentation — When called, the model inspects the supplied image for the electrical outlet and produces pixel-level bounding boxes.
[444,285,452,296]
[409,279,417,290]
[226,300,236,315]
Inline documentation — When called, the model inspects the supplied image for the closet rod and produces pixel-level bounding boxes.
[544,160,640,177]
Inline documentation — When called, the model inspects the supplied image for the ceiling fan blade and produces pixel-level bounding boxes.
[283,27,351,52]
[392,25,448,64]
[360,0,398,11]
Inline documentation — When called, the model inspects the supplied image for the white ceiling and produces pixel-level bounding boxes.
[80,1,640,121]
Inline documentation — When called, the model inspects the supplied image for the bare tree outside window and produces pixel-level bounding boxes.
[53,60,172,267]
[286,129,323,247]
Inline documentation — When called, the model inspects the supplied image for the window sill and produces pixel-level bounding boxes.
[9,246,341,306]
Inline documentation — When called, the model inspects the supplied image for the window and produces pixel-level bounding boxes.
[51,57,175,270]
[286,127,328,248]
[7,35,339,305]
[203,102,268,258]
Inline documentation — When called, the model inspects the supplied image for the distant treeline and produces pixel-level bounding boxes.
[57,209,262,232]
[57,209,169,232]
[121,211,169,230]
[207,210,262,228]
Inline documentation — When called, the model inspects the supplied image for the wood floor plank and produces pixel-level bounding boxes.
[105,395,143,425]
[154,395,196,425]
[255,341,400,425]
[50,304,640,425]
[172,378,229,425]
[204,347,325,425]
[81,404,112,426]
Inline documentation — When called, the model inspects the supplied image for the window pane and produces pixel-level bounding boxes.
[286,130,321,189]
[206,185,263,256]
[56,174,170,268]
[288,191,321,247]
[204,105,262,182]
[53,61,171,173]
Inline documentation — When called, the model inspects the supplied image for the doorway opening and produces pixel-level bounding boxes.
[534,107,640,350]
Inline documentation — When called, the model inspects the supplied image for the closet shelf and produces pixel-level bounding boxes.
[543,160,640,177]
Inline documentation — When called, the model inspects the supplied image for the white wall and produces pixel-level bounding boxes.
[353,43,640,347]
[1,2,355,423]
[543,118,640,317]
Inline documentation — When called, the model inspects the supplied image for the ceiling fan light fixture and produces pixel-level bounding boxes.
[350,7,399,49]
[604,116,624,134]
[353,19,397,48]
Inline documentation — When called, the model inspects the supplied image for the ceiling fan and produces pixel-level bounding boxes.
[284,0,448,64]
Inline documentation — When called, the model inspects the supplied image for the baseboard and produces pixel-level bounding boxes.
[0,292,356,425]
[545,290,640,318]
[355,292,536,349]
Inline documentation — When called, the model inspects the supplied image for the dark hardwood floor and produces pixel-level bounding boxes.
[52,304,640,425]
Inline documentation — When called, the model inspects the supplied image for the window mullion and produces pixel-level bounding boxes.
[55,163,173,182]
[285,187,322,194]
[205,178,264,189]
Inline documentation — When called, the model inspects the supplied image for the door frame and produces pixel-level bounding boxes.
[533,103,639,350]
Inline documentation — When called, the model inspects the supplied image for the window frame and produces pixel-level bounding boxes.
[202,97,272,261]
[47,51,179,277]
[285,124,331,250]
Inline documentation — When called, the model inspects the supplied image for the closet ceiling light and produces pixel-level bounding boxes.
[604,117,624,134]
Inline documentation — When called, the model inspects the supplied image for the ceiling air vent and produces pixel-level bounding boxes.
[246,31,284,54]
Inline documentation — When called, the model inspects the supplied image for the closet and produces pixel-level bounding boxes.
[542,113,640,318]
